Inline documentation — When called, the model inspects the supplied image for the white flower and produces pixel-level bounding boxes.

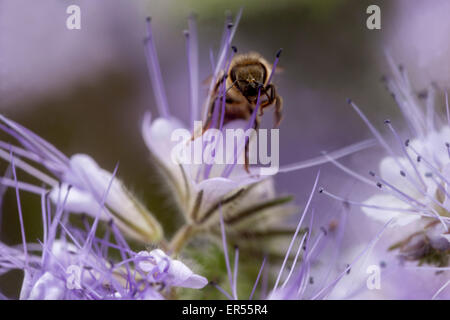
[27,272,66,300]
[141,112,297,253]
[49,154,163,243]
[0,113,163,244]
[363,126,450,227]
[136,249,208,289]
[327,58,450,273]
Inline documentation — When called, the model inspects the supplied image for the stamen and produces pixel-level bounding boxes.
[186,14,200,129]
[347,99,397,157]
[446,142,450,160]
[222,86,262,178]
[432,280,450,300]
[0,147,58,186]
[273,170,320,292]
[202,9,242,121]
[312,218,393,299]
[319,187,423,214]
[144,17,170,118]
[281,232,307,289]
[0,115,70,165]
[384,51,426,137]
[369,171,428,210]
[249,256,266,300]
[11,150,28,268]
[219,206,234,296]
[42,185,72,268]
[425,84,436,133]
[296,208,315,297]
[211,281,233,300]
[408,143,450,186]
[313,210,347,298]
[0,176,47,195]
[267,48,282,85]
[385,121,427,189]
[278,139,375,173]
[232,245,239,300]
[321,151,374,185]
[446,91,450,127]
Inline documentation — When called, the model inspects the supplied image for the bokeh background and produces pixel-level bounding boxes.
[1,0,449,298]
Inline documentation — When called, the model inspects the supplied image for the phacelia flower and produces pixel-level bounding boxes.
[0,114,163,244]
[0,162,206,299]
[141,12,375,254]
[0,10,376,300]
[209,172,391,300]
[320,55,450,298]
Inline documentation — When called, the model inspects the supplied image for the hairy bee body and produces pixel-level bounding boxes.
[201,52,283,172]
[206,52,282,128]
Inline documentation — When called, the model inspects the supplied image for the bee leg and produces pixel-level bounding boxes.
[191,101,216,141]
[274,94,283,128]
[267,84,283,128]
[257,90,272,116]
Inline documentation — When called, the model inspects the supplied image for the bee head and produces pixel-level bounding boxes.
[230,63,267,97]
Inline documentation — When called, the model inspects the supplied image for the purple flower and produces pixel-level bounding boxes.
[321,55,450,299]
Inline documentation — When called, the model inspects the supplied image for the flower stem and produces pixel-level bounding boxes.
[169,224,197,255]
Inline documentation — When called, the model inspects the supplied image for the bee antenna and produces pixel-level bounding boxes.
[276,48,283,58]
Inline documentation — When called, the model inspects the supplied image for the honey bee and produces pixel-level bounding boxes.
[201,51,283,172]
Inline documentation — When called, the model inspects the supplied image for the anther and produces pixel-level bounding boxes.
[276,48,283,58]
[400,170,406,177]
[405,139,410,147]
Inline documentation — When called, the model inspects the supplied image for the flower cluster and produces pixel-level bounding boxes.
[320,54,450,298]
[0,11,383,300]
